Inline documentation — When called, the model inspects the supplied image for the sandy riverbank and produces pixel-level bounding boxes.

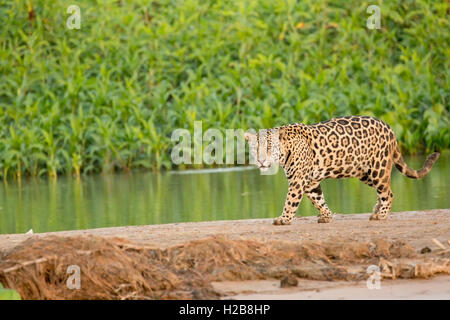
[0,209,449,299]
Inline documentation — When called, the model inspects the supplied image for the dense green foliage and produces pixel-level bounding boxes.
[0,0,448,179]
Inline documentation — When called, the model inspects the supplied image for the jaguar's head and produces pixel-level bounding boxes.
[244,129,284,172]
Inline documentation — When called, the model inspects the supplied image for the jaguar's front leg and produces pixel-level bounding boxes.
[305,184,333,223]
[273,182,303,225]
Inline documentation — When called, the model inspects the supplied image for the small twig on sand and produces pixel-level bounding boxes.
[436,249,450,255]
[432,238,446,250]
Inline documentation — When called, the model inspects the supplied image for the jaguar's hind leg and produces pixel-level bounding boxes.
[370,186,394,220]
[360,159,394,220]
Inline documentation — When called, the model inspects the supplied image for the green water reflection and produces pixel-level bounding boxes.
[0,152,449,234]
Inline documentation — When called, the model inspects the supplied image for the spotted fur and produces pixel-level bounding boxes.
[244,116,440,225]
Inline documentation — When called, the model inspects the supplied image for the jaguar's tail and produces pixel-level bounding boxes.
[393,143,440,179]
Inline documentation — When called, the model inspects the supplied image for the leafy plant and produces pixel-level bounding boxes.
[0,0,448,180]
[0,283,21,300]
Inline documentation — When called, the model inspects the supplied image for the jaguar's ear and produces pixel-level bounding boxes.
[277,128,285,142]
[244,132,256,141]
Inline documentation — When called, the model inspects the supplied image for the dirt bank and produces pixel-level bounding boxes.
[0,209,449,299]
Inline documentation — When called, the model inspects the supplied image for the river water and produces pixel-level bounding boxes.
[0,152,448,234]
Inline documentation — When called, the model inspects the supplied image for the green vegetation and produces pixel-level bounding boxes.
[0,0,448,179]
[0,283,21,300]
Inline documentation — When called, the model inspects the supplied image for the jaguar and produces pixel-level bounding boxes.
[244,116,440,225]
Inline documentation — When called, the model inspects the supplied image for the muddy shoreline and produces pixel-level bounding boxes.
[0,209,449,299]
